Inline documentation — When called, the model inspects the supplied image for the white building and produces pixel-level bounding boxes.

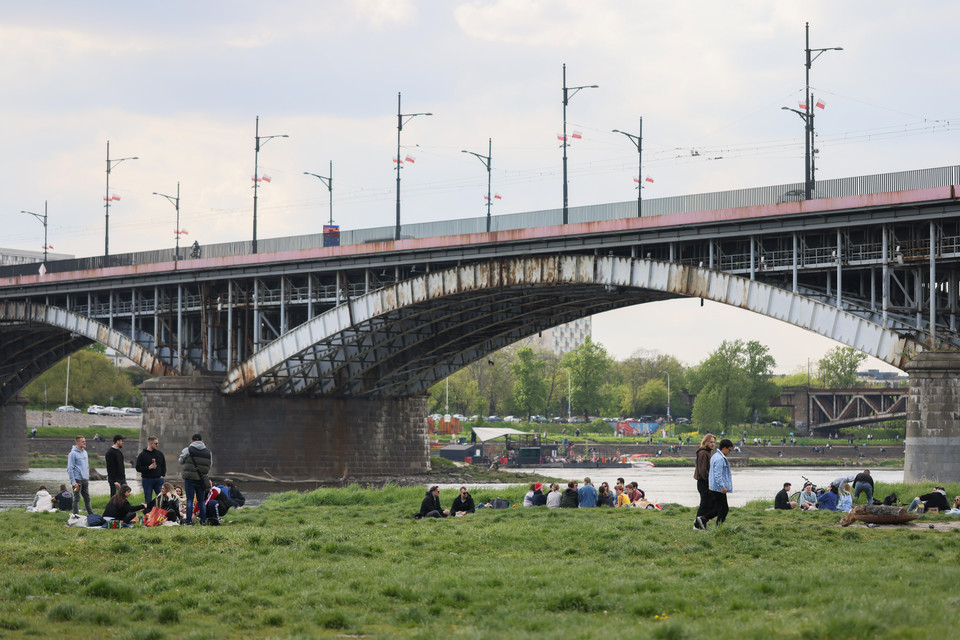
[524,317,592,355]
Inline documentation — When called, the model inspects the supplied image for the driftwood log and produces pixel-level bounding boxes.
[840,504,918,527]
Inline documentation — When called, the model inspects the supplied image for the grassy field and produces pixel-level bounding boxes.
[1,483,957,639]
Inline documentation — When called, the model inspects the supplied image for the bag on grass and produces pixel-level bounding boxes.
[143,507,167,527]
[882,492,898,506]
[86,513,105,527]
[66,514,87,527]
[491,498,511,509]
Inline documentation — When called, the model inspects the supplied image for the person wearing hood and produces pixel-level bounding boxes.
[67,436,93,515]
[560,480,579,508]
[178,433,212,525]
[28,485,57,512]
[419,486,449,518]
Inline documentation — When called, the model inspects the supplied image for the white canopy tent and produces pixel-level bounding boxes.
[471,427,529,442]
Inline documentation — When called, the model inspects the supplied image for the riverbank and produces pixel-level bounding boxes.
[0,483,956,639]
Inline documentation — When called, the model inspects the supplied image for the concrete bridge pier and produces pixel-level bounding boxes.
[905,352,960,483]
[0,395,29,472]
[140,376,431,482]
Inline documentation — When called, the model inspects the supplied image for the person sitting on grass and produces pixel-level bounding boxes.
[615,484,631,508]
[908,486,950,513]
[523,483,543,507]
[157,482,183,523]
[102,484,146,525]
[578,477,598,508]
[838,483,854,512]
[798,483,818,510]
[450,486,475,516]
[627,482,645,505]
[559,481,579,508]
[597,482,615,507]
[27,485,57,513]
[774,482,798,509]
[545,483,562,508]
[50,484,73,512]
[419,486,450,518]
[817,483,840,511]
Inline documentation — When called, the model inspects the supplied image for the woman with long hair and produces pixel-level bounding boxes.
[102,484,146,524]
[693,433,716,530]
[157,482,183,522]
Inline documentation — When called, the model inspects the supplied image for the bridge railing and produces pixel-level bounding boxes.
[3,165,959,279]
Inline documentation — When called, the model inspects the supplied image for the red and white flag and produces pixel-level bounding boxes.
[494,193,502,200]
[798,100,807,110]
[404,155,416,164]
[634,177,640,184]
[571,130,583,139]
[176,229,189,236]
[261,175,272,183]
[815,98,826,109]
[645,176,654,183]
[393,157,403,164]
[557,133,567,141]
[104,195,120,201]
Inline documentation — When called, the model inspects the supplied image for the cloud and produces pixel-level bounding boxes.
[353,0,417,28]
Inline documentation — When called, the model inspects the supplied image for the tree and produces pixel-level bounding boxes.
[743,340,778,421]
[561,336,612,418]
[818,346,867,388]
[688,340,750,431]
[428,369,480,415]
[23,346,138,408]
[637,379,668,415]
[510,347,547,419]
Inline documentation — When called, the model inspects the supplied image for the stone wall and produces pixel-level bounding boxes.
[140,376,430,481]
[0,396,28,471]
[905,351,960,483]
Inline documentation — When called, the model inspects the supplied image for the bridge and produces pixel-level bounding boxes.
[2,165,960,482]
[771,386,906,431]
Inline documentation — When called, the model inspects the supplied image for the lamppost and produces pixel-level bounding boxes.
[104,141,138,257]
[783,23,842,200]
[21,202,50,263]
[664,371,671,421]
[304,161,334,226]
[152,183,184,263]
[562,367,572,423]
[461,138,493,232]
[252,116,288,254]
[613,121,644,217]
[395,92,432,241]
[561,64,597,224]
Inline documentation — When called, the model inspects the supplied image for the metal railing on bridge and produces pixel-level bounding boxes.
[3,165,959,279]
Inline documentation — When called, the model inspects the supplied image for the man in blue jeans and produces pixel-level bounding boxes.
[135,436,166,505]
[178,433,212,525]
[852,469,874,505]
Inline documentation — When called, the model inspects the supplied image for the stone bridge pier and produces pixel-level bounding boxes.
[0,395,28,471]
[139,377,431,482]
[905,352,960,483]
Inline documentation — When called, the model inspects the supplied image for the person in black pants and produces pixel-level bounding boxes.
[419,486,449,518]
[105,435,127,496]
[693,433,716,530]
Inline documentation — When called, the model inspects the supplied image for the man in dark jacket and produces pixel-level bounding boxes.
[135,435,167,505]
[450,486,475,515]
[178,434,212,525]
[560,480,579,508]
[774,482,798,509]
[908,486,950,513]
[852,470,874,505]
[419,486,449,518]
[105,435,127,496]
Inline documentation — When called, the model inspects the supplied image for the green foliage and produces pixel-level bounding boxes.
[22,347,139,409]
[427,368,480,415]
[818,346,868,388]
[562,336,613,417]
[511,346,548,418]
[690,340,776,430]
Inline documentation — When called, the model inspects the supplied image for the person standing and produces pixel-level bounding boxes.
[136,436,167,505]
[693,433,716,530]
[702,438,734,528]
[67,435,93,515]
[105,435,127,496]
[178,433,212,526]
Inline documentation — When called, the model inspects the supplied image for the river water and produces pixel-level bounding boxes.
[2,466,904,510]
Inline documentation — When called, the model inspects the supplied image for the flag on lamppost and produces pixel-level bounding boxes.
[571,130,583,139]
[104,195,120,202]
[815,98,826,109]
[404,154,416,164]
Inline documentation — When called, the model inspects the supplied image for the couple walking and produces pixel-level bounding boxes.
[693,433,734,530]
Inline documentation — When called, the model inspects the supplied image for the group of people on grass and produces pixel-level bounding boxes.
[35,432,244,527]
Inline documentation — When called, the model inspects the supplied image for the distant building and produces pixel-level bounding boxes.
[1,247,74,267]
[524,317,591,355]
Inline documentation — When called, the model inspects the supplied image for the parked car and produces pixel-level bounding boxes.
[97,406,123,416]
[87,405,104,414]
[503,416,522,423]
[121,407,142,416]
[56,405,81,413]
[487,415,502,422]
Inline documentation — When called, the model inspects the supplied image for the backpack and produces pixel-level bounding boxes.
[86,513,106,527]
[882,492,898,506]
[491,498,511,509]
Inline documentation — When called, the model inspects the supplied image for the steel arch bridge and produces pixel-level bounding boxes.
[219,256,922,397]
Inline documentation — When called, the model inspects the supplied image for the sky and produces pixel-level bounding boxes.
[2,1,958,374]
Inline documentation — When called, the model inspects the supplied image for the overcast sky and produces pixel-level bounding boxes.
[3,2,957,373]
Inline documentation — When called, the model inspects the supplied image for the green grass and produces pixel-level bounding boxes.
[0,482,956,639]
[27,426,140,439]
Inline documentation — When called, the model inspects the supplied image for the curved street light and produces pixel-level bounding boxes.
[21,202,50,263]
[304,162,334,226]
[252,116,288,254]
[152,183,183,263]
[461,138,493,232]
[395,92,432,240]
[562,64,597,224]
[613,122,644,217]
[104,141,138,257]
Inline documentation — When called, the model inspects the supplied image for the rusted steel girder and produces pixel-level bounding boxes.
[0,301,179,404]
[221,257,923,398]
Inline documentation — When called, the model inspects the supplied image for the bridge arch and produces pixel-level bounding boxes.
[0,301,178,404]
[222,256,923,398]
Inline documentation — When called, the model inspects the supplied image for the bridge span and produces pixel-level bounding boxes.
[2,166,960,482]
